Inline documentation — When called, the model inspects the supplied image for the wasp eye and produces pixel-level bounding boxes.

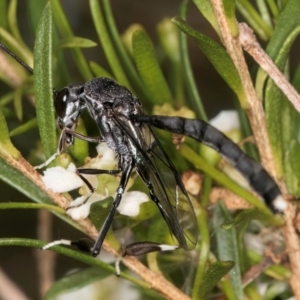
[55,88,69,118]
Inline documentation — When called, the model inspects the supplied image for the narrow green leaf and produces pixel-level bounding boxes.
[90,198,120,249]
[51,0,92,80]
[284,140,300,196]
[179,0,206,121]
[33,3,57,159]
[264,81,284,178]
[235,0,272,41]
[223,0,238,37]
[27,0,47,35]
[147,216,170,243]
[172,17,247,108]
[0,27,33,67]
[221,209,281,230]
[90,198,113,230]
[102,0,150,100]
[56,37,97,49]
[67,118,88,164]
[256,0,273,29]
[89,0,131,89]
[9,118,37,137]
[45,267,111,300]
[132,29,173,105]
[0,238,149,289]
[0,202,64,214]
[266,0,280,19]
[214,202,243,300]
[264,264,291,281]
[256,0,300,98]
[266,0,300,59]
[281,99,300,195]
[289,140,300,180]
[0,108,20,159]
[192,0,220,36]
[198,260,235,298]
[13,86,22,121]
[27,0,71,87]
[0,0,8,28]
[0,91,14,106]
[7,0,32,59]
[157,18,184,104]
[90,61,113,78]
[192,206,210,299]
[264,21,300,185]
[0,156,79,228]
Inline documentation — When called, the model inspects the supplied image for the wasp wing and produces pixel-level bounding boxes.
[113,114,199,250]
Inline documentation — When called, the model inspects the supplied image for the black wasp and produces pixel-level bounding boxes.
[0,42,287,258]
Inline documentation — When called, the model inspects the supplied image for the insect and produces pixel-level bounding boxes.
[0,42,287,259]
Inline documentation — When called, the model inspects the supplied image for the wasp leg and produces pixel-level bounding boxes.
[91,157,134,257]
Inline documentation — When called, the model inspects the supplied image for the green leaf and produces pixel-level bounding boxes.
[9,118,37,137]
[221,209,281,230]
[0,107,20,159]
[214,202,243,300]
[157,18,184,104]
[256,0,300,98]
[289,140,300,180]
[90,61,113,78]
[0,238,149,289]
[27,0,47,35]
[67,118,88,165]
[89,0,131,89]
[132,29,173,105]
[266,0,300,59]
[51,0,92,80]
[235,0,272,41]
[102,0,149,100]
[13,85,22,121]
[0,202,64,214]
[263,0,300,187]
[0,27,33,68]
[198,260,235,298]
[265,80,284,178]
[192,0,220,36]
[172,17,247,108]
[0,156,78,228]
[0,0,8,28]
[179,0,206,121]
[89,198,120,250]
[0,91,14,106]
[90,198,113,230]
[284,140,300,195]
[223,0,238,37]
[7,0,32,59]
[56,37,97,49]
[192,206,210,299]
[33,2,57,159]
[45,267,111,300]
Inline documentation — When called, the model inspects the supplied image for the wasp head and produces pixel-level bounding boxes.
[54,83,85,130]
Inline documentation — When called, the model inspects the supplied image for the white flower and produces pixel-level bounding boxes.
[66,194,107,220]
[42,163,83,193]
[116,191,149,217]
[91,143,117,169]
[209,110,240,133]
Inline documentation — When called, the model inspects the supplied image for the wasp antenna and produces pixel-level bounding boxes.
[0,41,34,74]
